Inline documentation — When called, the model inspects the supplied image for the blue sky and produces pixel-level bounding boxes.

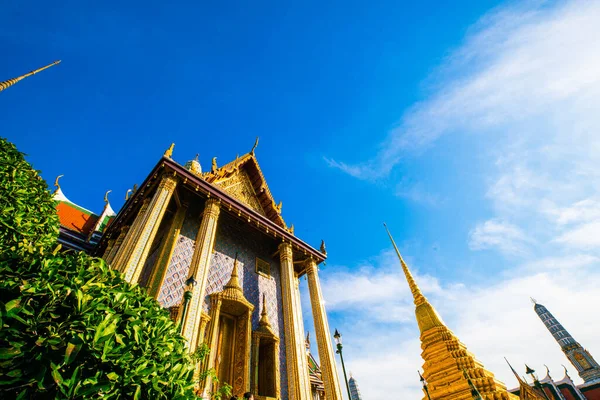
[4,0,600,398]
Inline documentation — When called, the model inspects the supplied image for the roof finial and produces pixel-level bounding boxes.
[275,201,282,213]
[320,240,327,255]
[224,253,242,290]
[259,293,272,327]
[164,143,175,158]
[53,174,64,194]
[125,188,133,200]
[104,190,112,205]
[383,223,426,306]
[251,136,259,155]
[211,157,218,173]
[1,60,61,93]
[531,297,537,305]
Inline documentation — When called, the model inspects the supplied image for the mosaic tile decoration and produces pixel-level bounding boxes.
[157,210,200,308]
[205,220,289,400]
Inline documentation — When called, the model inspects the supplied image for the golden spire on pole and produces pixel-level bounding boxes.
[383,223,426,306]
[0,60,61,93]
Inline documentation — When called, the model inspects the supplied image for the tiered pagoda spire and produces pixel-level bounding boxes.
[384,224,517,400]
[532,299,600,384]
[0,60,61,92]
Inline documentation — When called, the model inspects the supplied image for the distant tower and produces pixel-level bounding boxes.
[532,299,600,384]
[349,375,363,400]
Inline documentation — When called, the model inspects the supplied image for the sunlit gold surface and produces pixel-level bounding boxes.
[385,224,518,400]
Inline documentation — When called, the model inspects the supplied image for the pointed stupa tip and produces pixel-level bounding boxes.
[384,223,446,333]
[259,293,271,327]
[224,253,242,290]
[164,143,175,158]
[184,153,202,175]
[383,223,426,306]
[1,60,61,93]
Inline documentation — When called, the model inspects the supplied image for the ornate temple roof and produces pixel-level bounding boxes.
[202,142,287,229]
[53,176,115,251]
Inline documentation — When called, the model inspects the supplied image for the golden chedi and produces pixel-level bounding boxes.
[384,224,518,400]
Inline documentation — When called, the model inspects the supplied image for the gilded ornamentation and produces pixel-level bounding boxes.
[212,157,218,173]
[181,198,221,352]
[251,136,259,155]
[120,175,178,284]
[0,60,61,93]
[385,224,516,400]
[305,259,342,400]
[164,143,175,158]
[279,243,312,400]
[53,174,64,193]
[214,169,266,216]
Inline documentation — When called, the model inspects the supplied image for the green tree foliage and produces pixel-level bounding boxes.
[0,138,59,259]
[0,138,197,398]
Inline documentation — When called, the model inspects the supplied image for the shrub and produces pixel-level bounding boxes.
[0,138,59,259]
[0,138,197,399]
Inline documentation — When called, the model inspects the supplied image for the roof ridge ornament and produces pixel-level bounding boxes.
[164,143,175,158]
[53,174,64,194]
[251,136,259,155]
[104,190,112,205]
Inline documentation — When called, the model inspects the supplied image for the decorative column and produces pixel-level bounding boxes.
[293,275,311,397]
[279,242,312,400]
[201,297,223,397]
[105,225,129,265]
[102,239,115,261]
[118,175,178,283]
[111,197,152,272]
[306,259,343,400]
[147,204,188,298]
[180,198,221,351]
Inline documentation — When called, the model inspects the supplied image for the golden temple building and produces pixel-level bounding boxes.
[52,141,344,400]
[385,224,518,400]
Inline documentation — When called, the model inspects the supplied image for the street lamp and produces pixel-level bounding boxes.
[419,371,432,400]
[334,329,352,400]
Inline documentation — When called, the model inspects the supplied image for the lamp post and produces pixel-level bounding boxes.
[334,329,352,400]
[419,371,432,400]
[178,277,196,334]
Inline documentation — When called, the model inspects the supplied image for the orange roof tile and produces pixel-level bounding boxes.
[56,201,99,235]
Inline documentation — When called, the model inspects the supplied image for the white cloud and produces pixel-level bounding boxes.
[317,0,600,397]
[317,251,600,397]
[469,218,532,255]
[555,221,600,248]
[521,254,599,271]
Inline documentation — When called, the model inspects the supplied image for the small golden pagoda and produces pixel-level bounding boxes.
[384,224,518,400]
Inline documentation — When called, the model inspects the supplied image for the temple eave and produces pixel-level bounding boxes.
[99,157,325,267]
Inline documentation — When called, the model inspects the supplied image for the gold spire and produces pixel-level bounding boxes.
[259,293,271,327]
[224,253,242,291]
[383,223,426,306]
[164,143,175,158]
[0,60,61,93]
[385,223,516,400]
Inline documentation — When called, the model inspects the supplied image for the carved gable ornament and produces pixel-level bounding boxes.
[214,169,266,216]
